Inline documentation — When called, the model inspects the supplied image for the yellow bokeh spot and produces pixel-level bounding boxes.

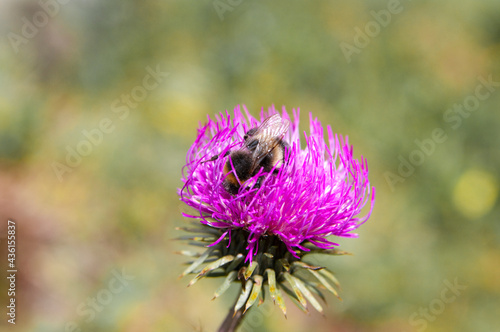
[453,169,498,219]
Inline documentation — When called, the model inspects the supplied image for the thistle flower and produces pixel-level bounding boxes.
[178,105,375,330]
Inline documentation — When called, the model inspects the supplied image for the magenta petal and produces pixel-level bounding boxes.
[207,230,229,247]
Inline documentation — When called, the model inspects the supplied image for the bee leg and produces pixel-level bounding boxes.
[255,176,264,189]
[201,154,219,163]
[201,150,231,164]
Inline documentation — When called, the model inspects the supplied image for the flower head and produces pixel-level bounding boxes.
[177,105,375,317]
[180,105,374,259]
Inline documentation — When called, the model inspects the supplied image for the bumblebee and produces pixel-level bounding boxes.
[206,114,290,195]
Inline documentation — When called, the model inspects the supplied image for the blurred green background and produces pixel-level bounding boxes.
[0,0,499,331]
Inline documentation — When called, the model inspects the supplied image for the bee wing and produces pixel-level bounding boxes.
[256,114,289,140]
[247,114,289,172]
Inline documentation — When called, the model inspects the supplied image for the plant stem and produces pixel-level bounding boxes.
[217,296,246,332]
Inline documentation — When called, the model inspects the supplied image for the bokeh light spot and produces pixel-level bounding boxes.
[453,169,498,219]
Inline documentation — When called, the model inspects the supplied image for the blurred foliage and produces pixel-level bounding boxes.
[0,0,499,331]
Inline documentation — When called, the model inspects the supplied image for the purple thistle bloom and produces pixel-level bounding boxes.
[179,105,375,262]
